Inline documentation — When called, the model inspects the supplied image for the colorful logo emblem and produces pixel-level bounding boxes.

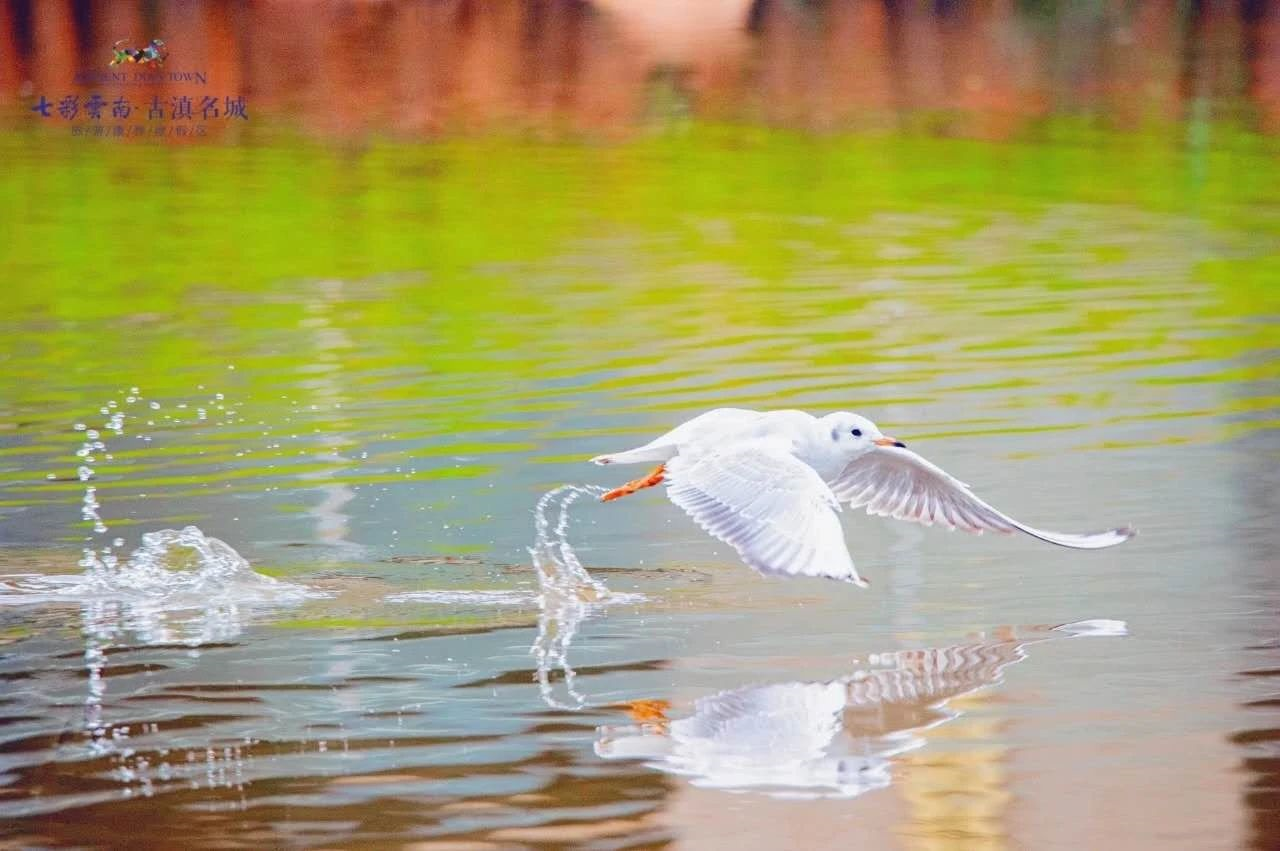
[110,39,167,67]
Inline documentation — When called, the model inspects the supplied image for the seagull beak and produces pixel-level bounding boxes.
[874,437,907,448]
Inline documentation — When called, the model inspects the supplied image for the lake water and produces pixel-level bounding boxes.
[1,124,1278,848]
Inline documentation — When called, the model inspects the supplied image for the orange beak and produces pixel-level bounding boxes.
[874,437,907,448]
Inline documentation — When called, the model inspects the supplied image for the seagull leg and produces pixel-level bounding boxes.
[601,464,666,502]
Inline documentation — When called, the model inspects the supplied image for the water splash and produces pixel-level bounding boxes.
[382,484,642,708]
[528,485,643,709]
[6,388,314,611]
[529,484,612,601]
[0,525,316,760]
[64,386,258,582]
[70,389,146,582]
[382,486,616,610]
[4,391,319,759]
[0,525,313,608]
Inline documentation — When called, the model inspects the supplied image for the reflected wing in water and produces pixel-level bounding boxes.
[596,621,1124,798]
[840,641,1028,735]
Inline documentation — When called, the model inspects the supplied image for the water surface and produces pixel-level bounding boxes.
[1,126,1278,848]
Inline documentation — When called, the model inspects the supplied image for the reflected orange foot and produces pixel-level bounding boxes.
[619,698,671,724]
[601,464,666,502]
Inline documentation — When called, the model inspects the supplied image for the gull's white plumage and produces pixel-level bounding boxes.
[829,447,1134,549]
[591,408,1135,584]
[665,439,866,586]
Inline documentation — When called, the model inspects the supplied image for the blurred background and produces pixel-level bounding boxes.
[1,2,1278,849]
[3,0,1280,138]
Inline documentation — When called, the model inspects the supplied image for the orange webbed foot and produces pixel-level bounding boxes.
[601,464,666,502]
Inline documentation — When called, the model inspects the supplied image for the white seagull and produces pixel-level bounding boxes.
[591,408,1135,587]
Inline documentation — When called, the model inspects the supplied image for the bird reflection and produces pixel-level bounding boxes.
[595,619,1125,798]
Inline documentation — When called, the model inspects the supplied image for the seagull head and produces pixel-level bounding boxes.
[820,412,906,459]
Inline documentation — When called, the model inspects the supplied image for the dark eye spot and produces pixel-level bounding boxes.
[851,428,862,437]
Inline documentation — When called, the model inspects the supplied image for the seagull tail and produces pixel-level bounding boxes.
[590,443,677,466]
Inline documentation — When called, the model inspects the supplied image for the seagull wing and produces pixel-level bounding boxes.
[665,441,867,585]
[829,446,1134,550]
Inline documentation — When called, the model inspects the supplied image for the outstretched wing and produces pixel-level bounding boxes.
[830,446,1134,550]
[665,441,867,585]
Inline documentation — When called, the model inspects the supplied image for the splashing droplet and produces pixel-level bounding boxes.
[529,485,611,601]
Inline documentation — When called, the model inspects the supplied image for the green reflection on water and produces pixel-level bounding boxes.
[0,124,1276,547]
[3,124,1276,308]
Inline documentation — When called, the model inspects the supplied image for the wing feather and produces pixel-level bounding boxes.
[830,447,1134,549]
[665,442,867,586]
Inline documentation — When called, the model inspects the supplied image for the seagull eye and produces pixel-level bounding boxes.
[851,428,862,437]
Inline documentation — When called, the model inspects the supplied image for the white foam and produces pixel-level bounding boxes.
[385,590,540,606]
[0,525,315,608]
